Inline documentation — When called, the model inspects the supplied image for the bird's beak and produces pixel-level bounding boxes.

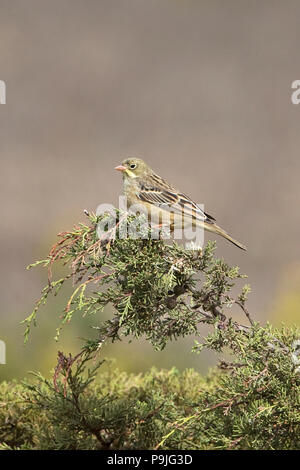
[114,165,127,172]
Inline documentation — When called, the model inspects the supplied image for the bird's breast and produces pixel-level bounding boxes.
[123,179,140,207]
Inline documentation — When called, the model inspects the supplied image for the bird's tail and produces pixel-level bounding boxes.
[204,222,247,251]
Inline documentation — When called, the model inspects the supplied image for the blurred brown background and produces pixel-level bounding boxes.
[1,0,300,380]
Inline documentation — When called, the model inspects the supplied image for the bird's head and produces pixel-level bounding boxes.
[115,158,151,179]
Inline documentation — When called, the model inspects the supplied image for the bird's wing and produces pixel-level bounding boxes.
[137,175,215,223]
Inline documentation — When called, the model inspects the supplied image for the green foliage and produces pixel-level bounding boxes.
[1,211,297,450]
[1,325,299,450]
[23,211,249,350]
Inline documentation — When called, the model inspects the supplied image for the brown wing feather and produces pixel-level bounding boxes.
[137,175,213,224]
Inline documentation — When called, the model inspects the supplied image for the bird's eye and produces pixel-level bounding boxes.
[130,163,136,169]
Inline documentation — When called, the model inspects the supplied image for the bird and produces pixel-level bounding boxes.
[114,158,246,251]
